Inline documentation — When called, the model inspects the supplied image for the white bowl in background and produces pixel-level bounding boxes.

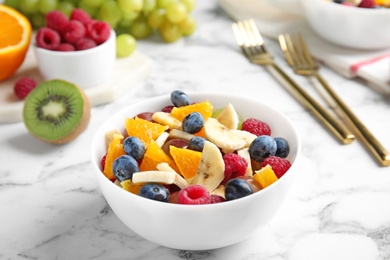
[33,30,116,89]
[300,0,390,50]
[90,92,301,250]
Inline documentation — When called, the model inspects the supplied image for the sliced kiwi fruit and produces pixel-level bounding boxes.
[23,79,91,144]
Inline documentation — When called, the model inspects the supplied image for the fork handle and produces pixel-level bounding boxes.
[267,63,355,144]
[314,73,390,166]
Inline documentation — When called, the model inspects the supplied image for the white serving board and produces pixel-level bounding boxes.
[0,48,154,124]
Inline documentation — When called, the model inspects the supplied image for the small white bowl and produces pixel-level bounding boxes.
[33,30,116,89]
[90,92,301,250]
[301,0,390,50]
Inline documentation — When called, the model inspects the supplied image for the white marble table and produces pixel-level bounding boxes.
[1,1,390,259]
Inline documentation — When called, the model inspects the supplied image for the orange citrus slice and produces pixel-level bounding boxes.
[253,164,278,189]
[0,4,32,81]
[170,100,213,122]
[170,146,202,180]
[103,134,126,181]
[125,117,169,148]
[139,140,179,173]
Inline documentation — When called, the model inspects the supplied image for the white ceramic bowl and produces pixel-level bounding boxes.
[90,92,301,250]
[300,0,390,50]
[33,30,116,89]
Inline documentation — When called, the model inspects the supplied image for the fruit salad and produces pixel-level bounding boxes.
[100,90,292,205]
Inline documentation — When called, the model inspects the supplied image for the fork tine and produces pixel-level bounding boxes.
[284,34,304,69]
[295,33,317,69]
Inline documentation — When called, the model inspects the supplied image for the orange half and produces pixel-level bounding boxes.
[0,4,32,81]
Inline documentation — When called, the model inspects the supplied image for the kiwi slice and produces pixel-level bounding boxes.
[23,79,91,144]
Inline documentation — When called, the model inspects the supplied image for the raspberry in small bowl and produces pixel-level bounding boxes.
[33,9,116,89]
[90,92,301,250]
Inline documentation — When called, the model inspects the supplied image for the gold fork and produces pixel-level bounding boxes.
[279,32,390,166]
[232,19,355,145]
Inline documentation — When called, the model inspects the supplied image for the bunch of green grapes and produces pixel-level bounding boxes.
[4,0,197,44]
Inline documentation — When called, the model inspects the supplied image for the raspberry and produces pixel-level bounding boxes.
[14,77,38,99]
[45,10,69,35]
[223,153,248,183]
[56,43,75,51]
[242,118,271,136]
[86,20,111,44]
[358,0,376,8]
[210,195,225,204]
[36,27,61,50]
[64,20,86,44]
[178,185,211,205]
[260,156,291,178]
[75,38,97,50]
[70,8,92,26]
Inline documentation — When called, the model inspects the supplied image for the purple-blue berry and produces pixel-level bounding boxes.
[249,135,277,162]
[171,90,191,107]
[139,183,170,202]
[182,112,204,134]
[274,137,290,158]
[123,136,145,161]
[225,178,253,201]
[188,136,206,152]
[112,155,140,182]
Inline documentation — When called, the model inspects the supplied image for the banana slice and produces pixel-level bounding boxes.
[192,141,225,192]
[204,118,246,151]
[132,171,176,184]
[237,148,253,176]
[105,129,122,149]
[155,131,170,147]
[152,112,182,129]
[169,129,196,141]
[211,184,225,198]
[216,103,239,130]
[231,129,257,148]
[156,162,189,189]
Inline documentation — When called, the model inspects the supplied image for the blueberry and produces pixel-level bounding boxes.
[112,155,139,182]
[249,135,277,162]
[182,112,204,134]
[225,178,253,201]
[139,183,170,202]
[188,136,206,152]
[274,137,290,158]
[171,90,191,107]
[123,136,145,161]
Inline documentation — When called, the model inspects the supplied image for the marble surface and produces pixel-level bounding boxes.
[1,1,390,259]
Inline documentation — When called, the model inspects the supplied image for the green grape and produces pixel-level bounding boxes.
[122,9,140,21]
[99,0,122,29]
[116,34,136,57]
[78,1,99,17]
[81,0,105,8]
[38,0,58,14]
[57,1,74,18]
[63,0,80,6]
[143,0,156,14]
[179,15,196,36]
[157,0,178,9]
[118,0,143,12]
[147,8,165,29]
[180,0,195,12]
[19,0,39,15]
[129,17,152,39]
[4,0,20,10]
[159,19,182,42]
[30,12,46,28]
[166,2,187,24]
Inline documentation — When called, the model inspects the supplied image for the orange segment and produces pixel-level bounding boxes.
[170,146,202,180]
[139,140,179,173]
[0,5,32,81]
[103,134,126,181]
[170,100,213,122]
[125,117,168,148]
[253,164,278,189]
[121,180,143,195]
